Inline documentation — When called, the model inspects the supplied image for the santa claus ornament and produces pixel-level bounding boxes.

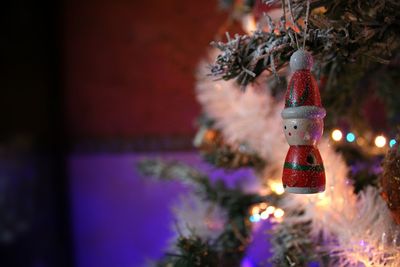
[281,50,326,194]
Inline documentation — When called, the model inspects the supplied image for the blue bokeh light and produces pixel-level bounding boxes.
[389,139,397,148]
[346,132,356,142]
[249,214,261,223]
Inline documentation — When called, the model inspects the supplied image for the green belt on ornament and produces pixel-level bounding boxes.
[284,162,325,172]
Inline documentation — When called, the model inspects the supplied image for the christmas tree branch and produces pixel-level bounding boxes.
[138,159,281,266]
[211,0,400,87]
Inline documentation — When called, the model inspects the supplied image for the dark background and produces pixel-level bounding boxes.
[0,1,71,266]
[0,0,226,266]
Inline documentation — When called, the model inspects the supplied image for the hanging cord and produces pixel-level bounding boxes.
[303,0,311,49]
[281,0,286,26]
[286,0,300,49]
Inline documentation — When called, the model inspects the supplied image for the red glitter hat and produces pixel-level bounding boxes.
[281,50,325,120]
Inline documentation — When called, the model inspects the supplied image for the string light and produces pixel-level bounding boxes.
[356,137,366,146]
[266,206,276,214]
[204,130,217,141]
[241,14,257,34]
[260,211,269,220]
[251,206,260,215]
[346,132,356,142]
[330,128,394,148]
[269,181,285,195]
[273,208,284,218]
[389,139,397,148]
[259,202,267,209]
[249,214,261,223]
[374,135,386,148]
[331,129,343,141]
[316,192,330,207]
[249,203,284,223]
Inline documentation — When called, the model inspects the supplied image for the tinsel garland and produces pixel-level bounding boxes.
[138,160,282,266]
[269,219,316,266]
[191,52,400,265]
[138,158,400,266]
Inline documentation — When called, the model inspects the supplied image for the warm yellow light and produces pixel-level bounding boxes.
[204,130,217,141]
[374,135,386,148]
[356,137,366,146]
[251,206,260,215]
[270,182,285,195]
[316,192,330,207]
[313,6,327,14]
[242,14,257,34]
[260,211,269,220]
[259,202,267,209]
[274,208,284,218]
[331,129,343,141]
[266,206,276,214]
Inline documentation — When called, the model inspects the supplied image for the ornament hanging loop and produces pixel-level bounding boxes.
[303,0,311,49]
[286,0,299,49]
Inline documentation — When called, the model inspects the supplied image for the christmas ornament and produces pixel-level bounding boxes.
[380,140,400,225]
[281,50,326,194]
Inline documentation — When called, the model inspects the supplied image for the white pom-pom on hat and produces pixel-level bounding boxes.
[290,50,313,71]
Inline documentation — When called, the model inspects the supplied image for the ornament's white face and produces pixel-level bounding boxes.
[283,118,323,146]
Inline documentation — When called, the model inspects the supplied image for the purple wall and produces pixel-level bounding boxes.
[68,152,273,267]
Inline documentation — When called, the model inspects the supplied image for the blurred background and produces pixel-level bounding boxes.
[0,0,228,266]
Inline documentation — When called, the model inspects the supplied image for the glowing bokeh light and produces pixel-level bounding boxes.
[251,206,260,215]
[356,137,366,146]
[331,129,343,141]
[242,14,257,34]
[249,214,260,223]
[266,206,275,214]
[389,139,397,148]
[270,182,285,195]
[346,132,356,142]
[374,135,386,148]
[260,211,269,220]
[259,202,267,209]
[274,208,284,218]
